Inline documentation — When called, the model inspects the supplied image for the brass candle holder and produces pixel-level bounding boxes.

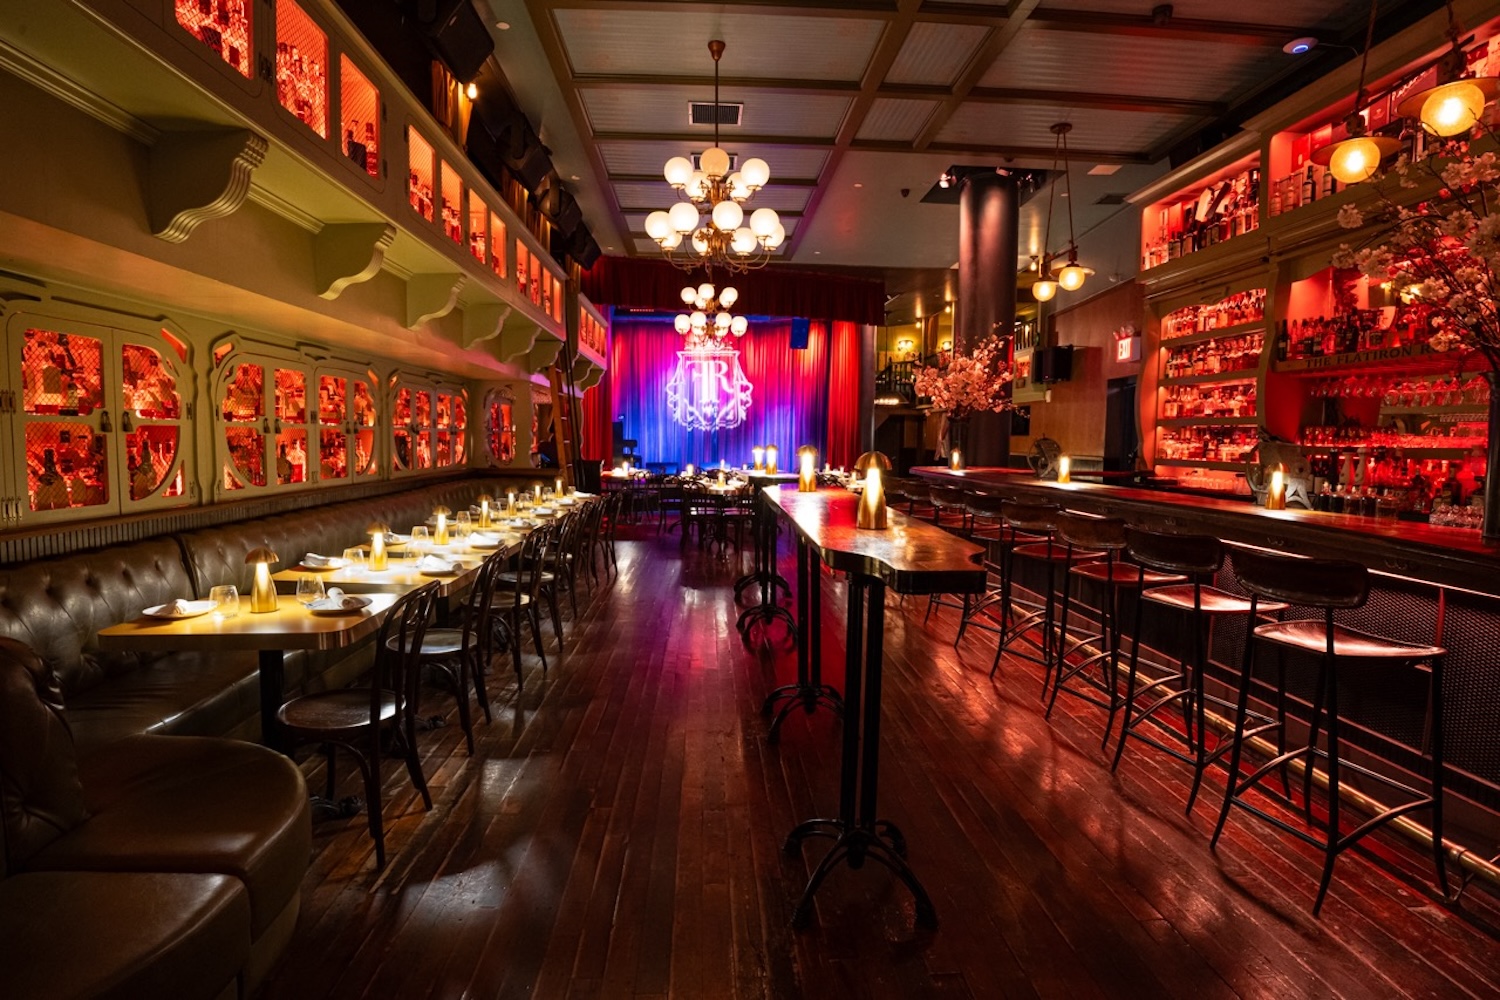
[245,546,281,613]
[366,523,389,571]
[797,445,818,492]
[854,450,892,530]
[477,494,493,529]
[432,505,451,545]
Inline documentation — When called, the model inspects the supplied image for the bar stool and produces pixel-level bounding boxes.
[1044,514,1185,747]
[1111,528,1288,814]
[988,501,1098,695]
[926,491,1003,630]
[928,485,969,531]
[903,482,935,521]
[1210,550,1449,915]
[948,494,1009,644]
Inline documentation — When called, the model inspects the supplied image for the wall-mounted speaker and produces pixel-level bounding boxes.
[420,0,493,83]
[1034,345,1074,384]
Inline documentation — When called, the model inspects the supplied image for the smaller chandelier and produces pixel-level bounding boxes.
[674,282,749,349]
[644,40,784,273]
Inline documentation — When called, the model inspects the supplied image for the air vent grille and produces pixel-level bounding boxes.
[1095,193,1127,206]
[689,102,743,126]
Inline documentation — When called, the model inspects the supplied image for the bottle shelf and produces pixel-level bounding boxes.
[1160,370,1263,387]
[1379,405,1489,417]
[1153,460,1250,471]
[1159,320,1266,348]
[1158,416,1259,428]
[1299,444,1477,458]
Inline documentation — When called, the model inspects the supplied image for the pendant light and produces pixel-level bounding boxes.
[1032,123,1089,301]
[1396,0,1499,137]
[1312,0,1402,184]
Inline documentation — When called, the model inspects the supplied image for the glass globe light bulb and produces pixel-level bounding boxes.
[740,157,770,188]
[668,202,699,234]
[680,285,698,305]
[1421,81,1486,137]
[697,282,716,301]
[750,207,779,238]
[691,232,710,255]
[700,146,731,179]
[1032,278,1058,302]
[731,316,749,336]
[661,231,682,250]
[1057,263,1087,292]
[690,310,707,329]
[731,228,757,254]
[674,314,691,334]
[765,223,786,249]
[686,172,709,202]
[645,211,672,241]
[719,286,738,308]
[664,156,694,187]
[715,311,731,329]
[712,200,744,232]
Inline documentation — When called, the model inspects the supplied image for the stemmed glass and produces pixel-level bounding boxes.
[296,575,325,608]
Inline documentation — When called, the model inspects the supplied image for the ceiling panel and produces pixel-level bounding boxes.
[858,99,940,142]
[933,103,1191,153]
[597,141,829,180]
[978,23,1272,99]
[1033,0,1358,29]
[737,187,812,213]
[612,181,680,210]
[554,8,885,82]
[884,22,990,87]
[581,86,852,138]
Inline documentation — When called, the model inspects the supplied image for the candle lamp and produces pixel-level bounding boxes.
[854,450,892,530]
[797,445,818,492]
[950,449,964,471]
[1057,455,1072,484]
[752,446,765,471]
[534,484,542,501]
[366,523,389,571]
[507,490,516,514]
[555,477,564,496]
[1266,465,1288,511]
[245,546,280,613]
[432,505,451,545]
[766,445,779,475]
[717,469,726,486]
[477,494,493,529]
[685,463,695,477]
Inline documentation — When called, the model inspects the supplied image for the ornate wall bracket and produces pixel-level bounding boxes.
[497,320,542,364]
[313,223,396,300]
[148,128,268,243]
[576,360,605,391]
[527,334,565,374]
[462,302,513,348]
[405,273,466,328]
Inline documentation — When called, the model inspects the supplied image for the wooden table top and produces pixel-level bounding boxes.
[275,541,517,596]
[97,593,400,653]
[763,485,987,595]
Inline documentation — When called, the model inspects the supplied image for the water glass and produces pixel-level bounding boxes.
[341,547,367,574]
[296,575,325,607]
[410,525,430,556]
[453,519,472,551]
[209,584,239,619]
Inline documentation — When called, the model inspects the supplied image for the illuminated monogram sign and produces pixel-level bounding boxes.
[665,346,753,431]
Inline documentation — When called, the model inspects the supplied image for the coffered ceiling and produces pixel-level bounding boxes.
[485,0,1442,272]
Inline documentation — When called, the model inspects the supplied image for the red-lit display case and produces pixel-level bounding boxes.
[275,0,327,138]
[213,341,374,496]
[468,193,489,265]
[340,55,379,179]
[408,128,435,223]
[1140,154,1260,273]
[516,242,530,301]
[391,375,467,476]
[580,309,607,357]
[440,161,463,244]
[489,212,507,278]
[174,0,252,79]
[5,313,192,524]
[485,388,517,465]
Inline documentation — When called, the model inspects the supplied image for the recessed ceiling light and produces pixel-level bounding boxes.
[1088,164,1121,176]
[854,182,863,188]
[1283,36,1318,55]
[570,174,580,181]
[496,21,511,30]
[814,251,821,254]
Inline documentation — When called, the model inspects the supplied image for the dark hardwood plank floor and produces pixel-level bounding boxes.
[261,526,1500,1000]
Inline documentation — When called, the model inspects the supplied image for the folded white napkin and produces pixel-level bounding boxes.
[302,553,347,568]
[470,532,502,545]
[321,588,366,610]
[164,599,190,616]
[533,507,554,516]
[417,555,460,573]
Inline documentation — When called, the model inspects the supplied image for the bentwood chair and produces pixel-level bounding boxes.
[392,552,506,754]
[492,525,556,673]
[277,582,440,868]
[1211,550,1450,915]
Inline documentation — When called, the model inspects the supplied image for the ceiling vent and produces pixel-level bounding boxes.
[1094,193,1127,206]
[689,102,743,127]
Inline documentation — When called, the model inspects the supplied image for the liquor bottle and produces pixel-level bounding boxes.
[1302,165,1317,206]
[1275,321,1289,362]
[1321,167,1337,199]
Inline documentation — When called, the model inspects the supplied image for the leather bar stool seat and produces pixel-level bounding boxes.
[1254,620,1446,660]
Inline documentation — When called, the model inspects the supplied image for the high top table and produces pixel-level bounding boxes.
[763,485,986,929]
[734,472,802,642]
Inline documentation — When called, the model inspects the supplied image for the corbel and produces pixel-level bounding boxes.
[405,273,466,328]
[148,128,268,243]
[313,223,397,300]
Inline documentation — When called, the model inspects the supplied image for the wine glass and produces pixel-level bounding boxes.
[296,575,325,608]
[452,518,472,552]
[209,585,239,619]
[410,525,430,558]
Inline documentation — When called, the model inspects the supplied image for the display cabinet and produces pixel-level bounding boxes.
[484,387,517,466]
[274,0,328,139]
[173,0,254,80]
[2,312,193,524]
[1140,153,1260,274]
[408,128,435,223]
[212,339,375,497]
[339,54,379,179]
[390,374,467,476]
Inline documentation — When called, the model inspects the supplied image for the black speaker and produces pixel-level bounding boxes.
[421,0,493,83]
[789,317,811,350]
[1035,345,1074,384]
[571,231,602,270]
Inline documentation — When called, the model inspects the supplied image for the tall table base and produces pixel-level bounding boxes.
[784,577,937,930]
[763,536,843,742]
[736,490,796,645]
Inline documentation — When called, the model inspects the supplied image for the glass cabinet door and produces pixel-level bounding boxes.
[315,369,379,482]
[10,321,112,521]
[215,352,316,495]
[273,366,311,486]
[117,332,190,508]
[391,378,464,475]
[219,360,267,492]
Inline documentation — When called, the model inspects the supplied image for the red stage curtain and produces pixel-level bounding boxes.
[580,380,611,462]
[581,257,886,326]
[824,321,863,468]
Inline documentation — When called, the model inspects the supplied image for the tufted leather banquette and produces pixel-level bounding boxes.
[0,477,526,754]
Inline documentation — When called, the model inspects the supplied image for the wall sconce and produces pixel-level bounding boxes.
[246,546,281,613]
[939,338,953,352]
[895,337,915,356]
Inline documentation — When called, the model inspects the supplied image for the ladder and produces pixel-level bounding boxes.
[548,345,581,489]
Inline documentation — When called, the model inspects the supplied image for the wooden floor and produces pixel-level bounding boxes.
[262,525,1500,1000]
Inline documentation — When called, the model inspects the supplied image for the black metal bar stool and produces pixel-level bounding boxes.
[988,501,1099,695]
[928,484,969,532]
[1110,528,1288,814]
[949,493,1008,645]
[1210,550,1450,915]
[1044,514,1185,747]
[925,491,1001,630]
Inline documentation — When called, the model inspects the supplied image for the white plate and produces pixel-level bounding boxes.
[533,507,554,516]
[143,600,218,620]
[298,559,348,571]
[307,596,373,615]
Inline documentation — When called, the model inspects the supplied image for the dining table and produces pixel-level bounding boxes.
[97,593,400,749]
